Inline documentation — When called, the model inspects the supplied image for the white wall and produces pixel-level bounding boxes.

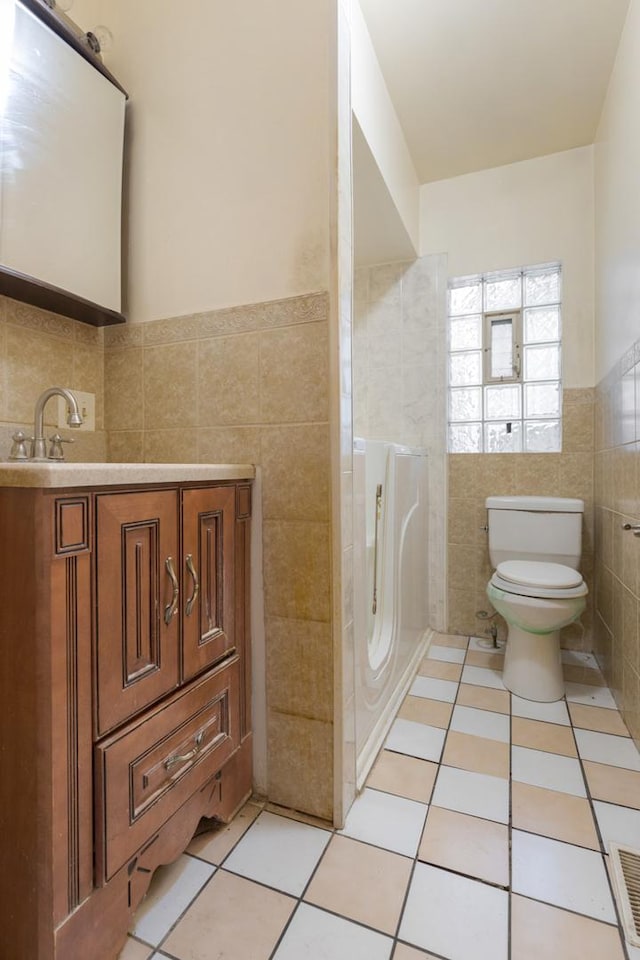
[594,0,640,381]
[420,147,596,388]
[73,0,333,322]
[351,0,420,256]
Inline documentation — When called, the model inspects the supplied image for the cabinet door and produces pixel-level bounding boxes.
[182,486,235,681]
[95,490,179,735]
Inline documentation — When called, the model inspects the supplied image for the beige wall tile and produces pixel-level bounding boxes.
[262,520,330,622]
[107,431,144,463]
[197,426,261,464]
[266,617,333,723]
[261,423,330,521]
[513,454,561,493]
[563,400,594,453]
[144,341,198,429]
[5,297,76,341]
[267,712,333,820]
[105,348,144,432]
[260,323,328,423]
[143,429,199,463]
[73,342,105,430]
[198,333,260,426]
[5,326,74,425]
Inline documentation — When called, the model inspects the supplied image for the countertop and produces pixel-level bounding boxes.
[0,462,255,488]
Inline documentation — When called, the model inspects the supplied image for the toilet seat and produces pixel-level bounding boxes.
[491,560,587,600]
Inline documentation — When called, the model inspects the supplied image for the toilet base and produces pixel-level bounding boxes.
[502,626,564,702]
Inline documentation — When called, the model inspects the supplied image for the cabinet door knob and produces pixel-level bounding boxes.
[185,554,200,617]
[164,556,179,625]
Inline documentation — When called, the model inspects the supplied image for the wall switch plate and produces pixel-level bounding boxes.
[57,391,96,432]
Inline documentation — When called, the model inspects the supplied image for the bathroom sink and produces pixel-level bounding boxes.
[0,462,255,488]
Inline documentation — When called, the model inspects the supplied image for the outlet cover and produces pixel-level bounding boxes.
[57,391,96,432]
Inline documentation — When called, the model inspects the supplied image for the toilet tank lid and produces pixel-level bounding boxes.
[485,495,584,513]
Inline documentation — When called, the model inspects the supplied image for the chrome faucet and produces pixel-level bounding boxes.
[31,387,83,460]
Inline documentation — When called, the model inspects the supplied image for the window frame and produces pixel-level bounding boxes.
[447,263,562,454]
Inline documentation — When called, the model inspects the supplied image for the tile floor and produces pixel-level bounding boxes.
[119,634,640,960]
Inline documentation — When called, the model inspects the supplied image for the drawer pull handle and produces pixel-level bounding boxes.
[185,554,200,617]
[164,556,179,626]
[164,730,205,771]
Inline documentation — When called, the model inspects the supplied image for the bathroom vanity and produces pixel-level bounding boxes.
[0,463,254,960]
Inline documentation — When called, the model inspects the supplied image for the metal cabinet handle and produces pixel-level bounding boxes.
[164,556,179,625]
[622,523,640,537]
[185,553,200,617]
[164,730,205,771]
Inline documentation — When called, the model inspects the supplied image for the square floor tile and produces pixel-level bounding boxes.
[561,650,599,668]
[427,643,466,664]
[305,835,412,934]
[511,717,578,757]
[118,939,152,960]
[409,676,458,703]
[593,800,640,852]
[432,633,469,650]
[398,695,453,729]
[442,731,509,779]
[511,695,570,725]
[393,946,441,960]
[273,903,393,960]
[223,811,331,896]
[583,760,640,809]
[385,718,446,762]
[510,894,626,960]
[130,855,216,946]
[399,862,508,960]
[565,682,618,709]
[163,870,295,960]
[366,750,437,803]
[418,806,509,886]
[512,746,587,797]
[461,664,506,690]
[511,781,600,849]
[432,765,509,823]
[450,704,510,743]
[187,801,261,864]
[563,664,606,687]
[568,702,630,736]
[468,636,505,655]
[338,787,428,857]
[456,683,510,714]
[574,728,640,770]
[465,650,505,670]
[417,659,462,681]
[512,830,616,923]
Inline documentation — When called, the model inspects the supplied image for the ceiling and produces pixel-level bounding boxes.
[358,0,630,183]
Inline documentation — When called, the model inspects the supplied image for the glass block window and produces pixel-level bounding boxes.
[448,263,562,453]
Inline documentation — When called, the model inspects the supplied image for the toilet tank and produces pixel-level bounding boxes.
[486,496,584,569]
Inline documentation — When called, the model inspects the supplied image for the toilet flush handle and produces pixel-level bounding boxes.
[621,522,640,538]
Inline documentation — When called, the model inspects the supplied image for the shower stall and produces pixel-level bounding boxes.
[353,437,431,785]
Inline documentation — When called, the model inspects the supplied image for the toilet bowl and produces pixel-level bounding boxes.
[485,497,588,703]
[487,560,587,701]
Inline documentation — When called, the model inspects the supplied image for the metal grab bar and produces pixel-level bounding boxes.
[372,483,382,615]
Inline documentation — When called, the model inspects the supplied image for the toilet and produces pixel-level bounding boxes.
[485,496,588,702]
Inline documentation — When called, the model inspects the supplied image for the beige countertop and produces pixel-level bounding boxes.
[0,462,255,488]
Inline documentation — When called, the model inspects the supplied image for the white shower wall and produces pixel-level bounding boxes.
[353,254,448,630]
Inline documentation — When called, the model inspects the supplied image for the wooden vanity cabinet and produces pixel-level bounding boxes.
[0,477,253,960]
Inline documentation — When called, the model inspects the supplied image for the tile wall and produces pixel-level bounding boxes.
[353,255,448,631]
[0,294,107,461]
[104,292,335,819]
[448,388,595,651]
[594,340,640,745]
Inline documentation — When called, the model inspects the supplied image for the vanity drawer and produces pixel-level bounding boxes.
[95,657,239,881]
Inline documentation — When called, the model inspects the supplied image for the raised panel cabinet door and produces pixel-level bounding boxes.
[96,490,180,735]
[182,486,236,681]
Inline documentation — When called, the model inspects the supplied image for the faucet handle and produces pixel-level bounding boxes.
[48,434,75,461]
[9,431,29,461]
